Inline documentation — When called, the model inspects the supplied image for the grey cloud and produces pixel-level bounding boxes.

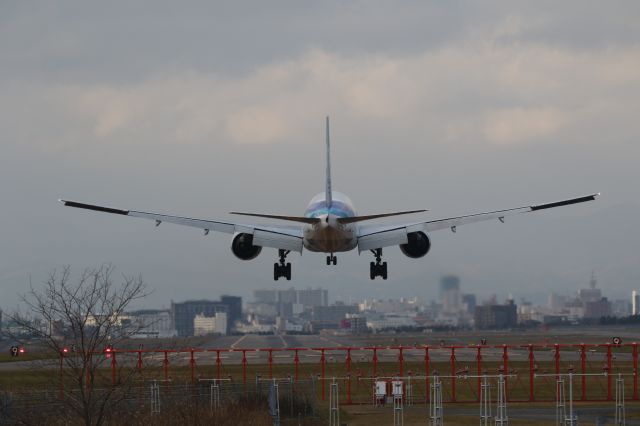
[1,1,639,310]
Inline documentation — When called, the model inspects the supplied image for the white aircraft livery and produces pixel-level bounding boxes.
[61,117,598,281]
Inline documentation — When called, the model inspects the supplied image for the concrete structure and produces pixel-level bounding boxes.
[128,309,177,338]
[440,275,461,314]
[220,295,242,326]
[584,297,612,319]
[474,300,517,329]
[193,312,227,336]
[579,273,602,304]
[171,300,229,337]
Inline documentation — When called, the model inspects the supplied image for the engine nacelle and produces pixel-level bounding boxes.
[399,231,431,258]
[231,233,262,260]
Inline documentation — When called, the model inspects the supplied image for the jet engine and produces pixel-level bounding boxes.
[399,231,431,258]
[231,233,262,260]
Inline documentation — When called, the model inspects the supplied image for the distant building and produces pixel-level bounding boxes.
[220,295,242,325]
[193,312,227,336]
[633,290,640,316]
[462,294,476,315]
[474,300,517,329]
[128,309,176,338]
[254,289,277,304]
[548,293,567,311]
[311,303,358,330]
[440,275,461,314]
[171,300,229,337]
[297,288,328,308]
[579,273,602,304]
[584,297,612,319]
[342,314,368,334]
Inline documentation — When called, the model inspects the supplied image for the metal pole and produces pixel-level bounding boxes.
[216,350,221,380]
[398,347,404,378]
[373,348,377,379]
[567,372,576,426]
[346,348,352,404]
[294,349,300,382]
[580,344,587,401]
[633,343,638,401]
[528,345,535,402]
[425,347,430,403]
[329,378,340,426]
[321,349,326,401]
[450,347,456,402]
[190,349,196,385]
[477,346,483,403]
[268,349,273,379]
[608,344,613,401]
[163,351,169,382]
[556,377,565,426]
[615,373,625,426]
[502,345,509,402]
[480,374,491,426]
[242,350,247,385]
[555,344,560,380]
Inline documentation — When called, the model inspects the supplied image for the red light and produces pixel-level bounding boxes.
[105,347,112,352]
[62,348,69,353]
[18,347,25,354]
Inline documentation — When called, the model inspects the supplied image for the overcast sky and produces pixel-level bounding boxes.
[1,1,639,311]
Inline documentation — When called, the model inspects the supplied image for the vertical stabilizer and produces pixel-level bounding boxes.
[325,116,333,208]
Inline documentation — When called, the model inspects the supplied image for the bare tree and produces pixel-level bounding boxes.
[7,265,148,426]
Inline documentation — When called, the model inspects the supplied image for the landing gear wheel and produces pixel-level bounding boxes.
[326,254,337,266]
[274,250,292,281]
[369,249,388,280]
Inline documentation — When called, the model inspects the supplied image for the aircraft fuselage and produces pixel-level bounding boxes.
[302,191,358,252]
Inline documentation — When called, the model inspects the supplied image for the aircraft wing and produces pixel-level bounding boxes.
[357,194,598,252]
[59,200,304,253]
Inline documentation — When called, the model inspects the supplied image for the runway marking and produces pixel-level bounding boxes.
[231,334,248,349]
[278,334,288,348]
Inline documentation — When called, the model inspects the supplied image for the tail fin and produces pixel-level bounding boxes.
[325,116,333,208]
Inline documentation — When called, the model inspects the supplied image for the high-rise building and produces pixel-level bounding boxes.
[474,300,517,329]
[462,294,476,314]
[298,288,328,308]
[171,300,228,337]
[579,272,602,304]
[254,289,277,304]
[277,288,298,304]
[584,297,612,319]
[440,275,461,313]
[632,290,640,315]
[220,295,242,326]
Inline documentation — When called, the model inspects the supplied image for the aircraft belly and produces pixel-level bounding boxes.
[303,226,356,252]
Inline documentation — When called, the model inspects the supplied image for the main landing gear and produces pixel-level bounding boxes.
[369,248,388,280]
[274,249,291,281]
[326,254,337,265]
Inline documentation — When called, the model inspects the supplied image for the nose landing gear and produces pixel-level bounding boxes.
[369,248,387,280]
[326,254,337,265]
[274,249,291,281]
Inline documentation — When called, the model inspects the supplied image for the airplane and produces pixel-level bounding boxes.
[60,117,598,281]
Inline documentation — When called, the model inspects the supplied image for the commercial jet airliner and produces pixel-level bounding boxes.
[61,118,598,281]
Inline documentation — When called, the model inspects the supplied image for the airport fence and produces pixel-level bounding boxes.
[44,341,638,406]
